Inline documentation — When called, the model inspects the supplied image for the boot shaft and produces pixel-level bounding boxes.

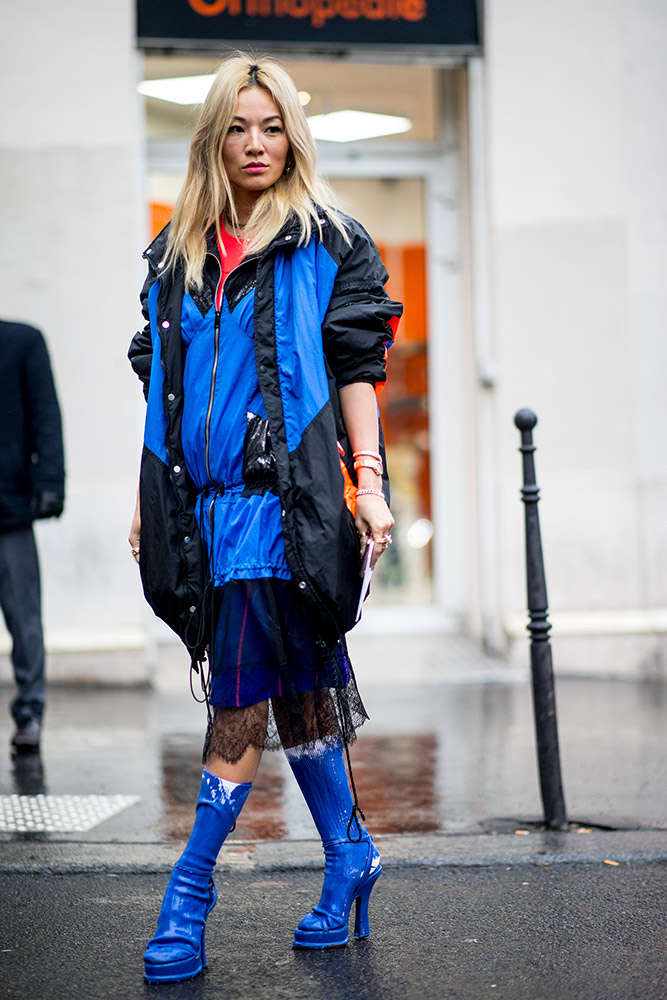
[285,739,364,843]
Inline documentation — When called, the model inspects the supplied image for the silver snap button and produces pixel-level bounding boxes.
[146,247,153,254]
[281,509,286,518]
[167,393,175,402]
[173,465,181,474]
[298,581,306,590]
[158,260,165,269]
[189,605,196,613]
[161,320,170,329]
[285,235,293,241]
[184,536,190,544]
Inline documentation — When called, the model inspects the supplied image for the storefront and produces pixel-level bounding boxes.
[137,0,481,631]
[5,2,664,675]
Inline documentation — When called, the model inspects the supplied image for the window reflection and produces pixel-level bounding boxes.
[330,178,433,605]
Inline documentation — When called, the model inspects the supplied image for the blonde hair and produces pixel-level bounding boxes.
[165,54,347,291]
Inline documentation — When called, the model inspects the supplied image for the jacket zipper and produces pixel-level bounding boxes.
[202,229,293,486]
[204,254,223,485]
[203,247,255,484]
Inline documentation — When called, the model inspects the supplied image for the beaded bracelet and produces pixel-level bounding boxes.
[356,488,387,500]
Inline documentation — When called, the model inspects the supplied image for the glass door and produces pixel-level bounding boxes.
[329,178,433,606]
[140,55,459,620]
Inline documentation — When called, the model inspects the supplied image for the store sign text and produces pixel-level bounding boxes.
[188,0,426,29]
[137,0,480,50]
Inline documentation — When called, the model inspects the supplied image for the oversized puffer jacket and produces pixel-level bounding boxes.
[128,211,401,658]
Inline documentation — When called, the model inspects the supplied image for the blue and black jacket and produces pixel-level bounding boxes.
[128,210,402,657]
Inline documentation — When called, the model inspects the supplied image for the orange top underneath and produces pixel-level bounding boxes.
[216,225,247,311]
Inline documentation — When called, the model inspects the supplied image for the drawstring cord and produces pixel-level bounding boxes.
[329,646,366,843]
[184,484,225,763]
[344,730,366,842]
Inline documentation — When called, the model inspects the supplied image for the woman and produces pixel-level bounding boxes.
[128,54,401,984]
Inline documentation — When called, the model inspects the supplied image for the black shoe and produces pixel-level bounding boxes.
[11,719,41,755]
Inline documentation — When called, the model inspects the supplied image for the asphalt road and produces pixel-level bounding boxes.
[2,861,666,1000]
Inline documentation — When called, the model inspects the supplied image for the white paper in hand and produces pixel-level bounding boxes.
[355,538,375,623]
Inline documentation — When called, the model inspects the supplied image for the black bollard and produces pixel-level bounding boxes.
[514,409,568,831]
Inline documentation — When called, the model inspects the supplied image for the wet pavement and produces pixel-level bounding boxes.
[1,634,667,845]
[2,862,667,999]
[2,634,667,999]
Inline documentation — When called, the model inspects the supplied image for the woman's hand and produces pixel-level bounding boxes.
[128,488,141,564]
[355,491,394,569]
[337,382,395,571]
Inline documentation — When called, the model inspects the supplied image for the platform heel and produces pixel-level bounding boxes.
[292,836,382,948]
[353,861,382,939]
[143,771,251,983]
[143,868,217,983]
[285,739,381,950]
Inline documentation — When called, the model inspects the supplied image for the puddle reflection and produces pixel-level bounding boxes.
[161,735,288,842]
[11,754,48,797]
[160,732,437,842]
[352,734,439,835]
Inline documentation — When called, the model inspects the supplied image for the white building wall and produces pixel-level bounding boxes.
[0,0,150,676]
[2,0,666,679]
[482,0,667,673]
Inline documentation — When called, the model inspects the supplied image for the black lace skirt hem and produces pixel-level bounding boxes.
[199,576,368,763]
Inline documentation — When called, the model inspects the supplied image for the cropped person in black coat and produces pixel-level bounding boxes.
[0,319,65,753]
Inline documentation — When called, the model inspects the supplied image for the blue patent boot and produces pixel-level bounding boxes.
[286,740,382,949]
[143,771,251,983]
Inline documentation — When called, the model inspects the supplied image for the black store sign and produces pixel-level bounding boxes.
[136,0,480,51]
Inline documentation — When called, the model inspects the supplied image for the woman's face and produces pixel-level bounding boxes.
[222,87,290,212]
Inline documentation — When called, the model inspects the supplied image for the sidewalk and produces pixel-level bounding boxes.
[1,634,666,998]
[2,634,666,848]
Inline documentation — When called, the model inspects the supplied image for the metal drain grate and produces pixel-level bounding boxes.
[0,794,140,833]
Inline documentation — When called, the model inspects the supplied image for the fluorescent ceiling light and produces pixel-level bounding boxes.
[307,110,412,143]
[138,77,313,108]
[138,74,216,105]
